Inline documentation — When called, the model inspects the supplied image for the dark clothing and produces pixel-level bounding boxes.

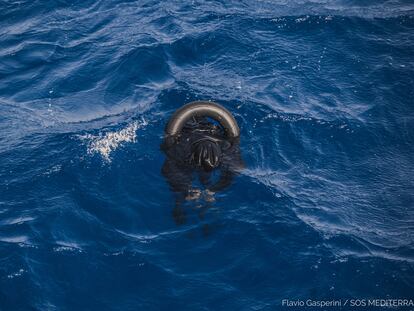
[161,117,244,225]
[161,117,243,194]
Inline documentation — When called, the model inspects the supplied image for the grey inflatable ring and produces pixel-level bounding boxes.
[165,101,240,138]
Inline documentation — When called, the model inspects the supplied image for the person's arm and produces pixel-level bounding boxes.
[161,159,192,194]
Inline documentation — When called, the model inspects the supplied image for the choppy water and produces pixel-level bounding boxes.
[1,0,414,310]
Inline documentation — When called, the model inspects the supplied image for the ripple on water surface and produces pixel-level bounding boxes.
[0,0,413,309]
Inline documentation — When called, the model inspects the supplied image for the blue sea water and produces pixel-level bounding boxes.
[1,0,414,310]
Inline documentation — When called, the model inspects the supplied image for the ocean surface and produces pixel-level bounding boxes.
[1,0,414,310]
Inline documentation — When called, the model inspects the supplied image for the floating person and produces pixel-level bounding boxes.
[161,101,244,227]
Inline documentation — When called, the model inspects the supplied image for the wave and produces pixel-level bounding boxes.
[0,0,413,307]
[77,118,148,162]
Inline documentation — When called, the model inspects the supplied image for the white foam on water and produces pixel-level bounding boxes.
[43,164,62,176]
[79,118,148,162]
[53,246,83,253]
[53,241,84,253]
[7,268,25,279]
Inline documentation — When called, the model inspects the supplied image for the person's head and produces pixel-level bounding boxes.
[190,138,221,171]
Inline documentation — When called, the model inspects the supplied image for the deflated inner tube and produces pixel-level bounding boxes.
[165,101,240,139]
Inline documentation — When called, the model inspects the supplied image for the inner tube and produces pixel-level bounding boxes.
[165,101,240,138]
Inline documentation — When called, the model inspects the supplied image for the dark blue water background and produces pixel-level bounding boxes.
[1,0,414,310]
